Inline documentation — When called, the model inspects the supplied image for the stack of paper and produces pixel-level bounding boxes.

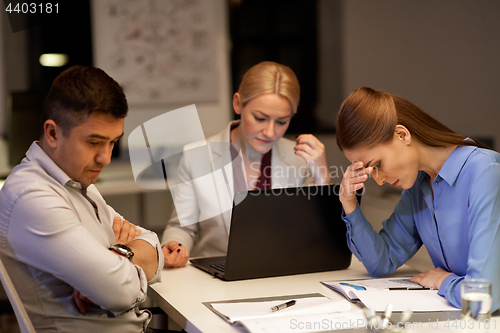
[321,277,459,312]
[321,277,429,301]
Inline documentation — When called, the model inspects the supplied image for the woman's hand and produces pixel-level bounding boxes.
[410,267,453,290]
[163,241,189,268]
[294,134,330,185]
[340,161,372,215]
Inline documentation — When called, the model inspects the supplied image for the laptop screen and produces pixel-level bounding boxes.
[222,184,359,280]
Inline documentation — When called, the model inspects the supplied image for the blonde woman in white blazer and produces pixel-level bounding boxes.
[162,62,331,267]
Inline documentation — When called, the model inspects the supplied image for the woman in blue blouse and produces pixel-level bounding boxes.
[336,87,500,311]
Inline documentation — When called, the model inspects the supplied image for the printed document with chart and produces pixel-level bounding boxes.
[321,277,458,312]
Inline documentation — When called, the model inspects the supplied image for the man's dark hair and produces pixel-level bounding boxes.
[41,65,128,136]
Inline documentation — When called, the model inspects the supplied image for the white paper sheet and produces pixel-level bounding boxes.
[211,297,351,323]
[353,290,458,312]
[239,310,366,333]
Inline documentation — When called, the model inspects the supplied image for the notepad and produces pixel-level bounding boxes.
[321,277,429,301]
[206,293,351,324]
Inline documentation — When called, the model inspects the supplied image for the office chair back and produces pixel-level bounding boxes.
[0,257,36,333]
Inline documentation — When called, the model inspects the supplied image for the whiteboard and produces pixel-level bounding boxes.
[92,0,219,105]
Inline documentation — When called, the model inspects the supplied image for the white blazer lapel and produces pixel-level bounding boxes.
[207,122,240,233]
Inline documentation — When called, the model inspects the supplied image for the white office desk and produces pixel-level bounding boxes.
[148,256,474,333]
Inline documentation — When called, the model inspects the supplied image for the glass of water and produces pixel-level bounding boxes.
[461,278,492,320]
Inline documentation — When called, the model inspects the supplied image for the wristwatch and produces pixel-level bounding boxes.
[109,244,134,261]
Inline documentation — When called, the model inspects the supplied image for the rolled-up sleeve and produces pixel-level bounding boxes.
[131,224,164,285]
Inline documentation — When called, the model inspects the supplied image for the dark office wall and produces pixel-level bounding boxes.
[2,0,500,148]
[1,13,29,136]
[315,0,343,131]
[27,0,93,91]
[229,0,322,133]
[342,0,500,149]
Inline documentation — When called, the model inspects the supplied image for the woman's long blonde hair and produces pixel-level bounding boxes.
[237,61,300,113]
[336,87,488,151]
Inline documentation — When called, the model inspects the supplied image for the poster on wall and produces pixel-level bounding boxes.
[92,0,219,105]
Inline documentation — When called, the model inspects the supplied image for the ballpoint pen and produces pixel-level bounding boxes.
[269,300,296,313]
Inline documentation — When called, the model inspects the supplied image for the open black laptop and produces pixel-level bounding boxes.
[190,184,360,281]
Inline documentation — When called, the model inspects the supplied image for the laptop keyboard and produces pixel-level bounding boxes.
[210,263,226,272]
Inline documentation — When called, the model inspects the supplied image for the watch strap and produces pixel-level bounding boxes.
[109,244,134,261]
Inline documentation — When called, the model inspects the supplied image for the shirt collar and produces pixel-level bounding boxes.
[435,145,477,186]
[25,141,82,189]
